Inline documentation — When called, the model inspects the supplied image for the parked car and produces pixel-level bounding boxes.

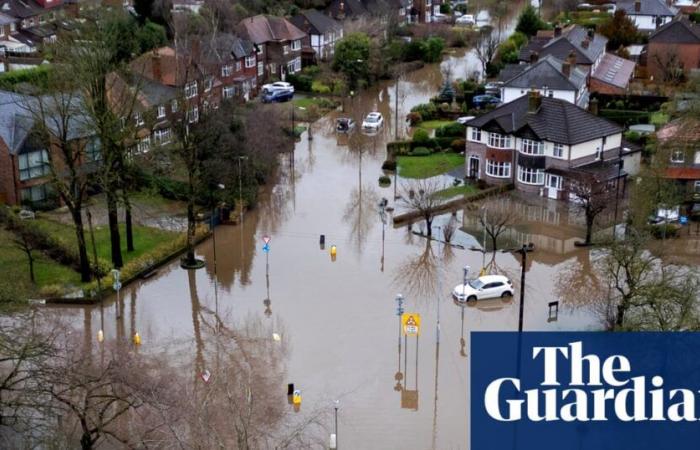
[336,118,355,133]
[484,81,503,94]
[362,112,384,131]
[452,275,513,303]
[472,94,501,108]
[456,116,476,125]
[262,89,294,103]
[432,13,449,23]
[262,81,294,94]
[455,14,475,25]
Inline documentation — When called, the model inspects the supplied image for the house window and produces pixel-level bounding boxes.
[223,86,237,99]
[695,151,700,165]
[486,160,511,178]
[188,106,199,123]
[291,40,301,51]
[204,77,213,92]
[553,143,564,158]
[222,65,233,77]
[157,105,166,119]
[153,128,171,145]
[257,62,264,76]
[134,112,144,126]
[235,61,242,72]
[137,137,150,153]
[470,128,481,142]
[517,166,545,185]
[488,132,511,149]
[185,81,198,99]
[283,45,289,55]
[21,184,51,203]
[171,99,178,112]
[671,150,685,163]
[595,147,602,160]
[695,181,700,193]
[520,139,543,155]
[85,138,101,161]
[245,55,256,68]
[18,150,50,181]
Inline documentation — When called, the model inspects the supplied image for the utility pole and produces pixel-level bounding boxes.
[518,244,528,333]
[612,146,623,241]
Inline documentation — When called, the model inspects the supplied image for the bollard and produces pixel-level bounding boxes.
[330,433,337,449]
[133,332,141,346]
[287,383,294,395]
[97,329,104,343]
[330,245,337,257]
[320,234,325,250]
[293,389,302,405]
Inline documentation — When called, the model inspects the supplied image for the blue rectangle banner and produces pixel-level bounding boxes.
[471,332,700,450]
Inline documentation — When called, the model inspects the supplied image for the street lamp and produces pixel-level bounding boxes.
[211,183,225,333]
[506,243,535,333]
[379,198,388,272]
[334,400,340,449]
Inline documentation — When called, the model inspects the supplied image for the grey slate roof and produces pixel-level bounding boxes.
[498,64,527,82]
[466,95,622,145]
[500,55,587,91]
[649,17,700,44]
[617,0,676,16]
[203,33,256,63]
[0,0,43,19]
[290,9,340,35]
[519,25,607,65]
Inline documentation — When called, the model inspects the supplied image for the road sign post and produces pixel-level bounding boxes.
[401,313,421,337]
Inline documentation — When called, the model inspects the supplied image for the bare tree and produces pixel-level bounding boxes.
[474,26,499,80]
[393,239,443,300]
[11,229,36,284]
[398,179,448,237]
[568,172,616,246]
[651,46,685,84]
[478,197,520,253]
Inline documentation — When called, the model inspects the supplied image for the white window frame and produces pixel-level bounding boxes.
[188,106,199,123]
[470,128,481,142]
[257,61,264,76]
[235,61,242,72]
[488,132,511,149]
[134,112,144,126]
[171,99,178,112]
[553,143,564,158]
[671,149,685,163]
[223,86,236,98]
[517,166,545,185]
[485,160,511,178]
[694,151,700,165]
[222,64,233,77]
[695,180,700,193]
[153,128,171,146]
[245,55,256,68]
[291,40,301,51]
[283,45,290,55]
[137,137,151,154]
[185,81,198,99]
[18,150,50,181]
[204,77,213,92]
[157,105,166,119]
[520,139,544,155]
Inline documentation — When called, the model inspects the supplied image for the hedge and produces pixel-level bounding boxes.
[436,123,466,138]
[599,109,650,126]
[287,74,313,92]
[0,65,51,91]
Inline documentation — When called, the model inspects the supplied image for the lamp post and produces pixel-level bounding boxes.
[237,156,247,225]
[514,244,534,333]
[612,146,623,241]
[211,183,225,332]
[334,400,340,449]
[379,197,388,272]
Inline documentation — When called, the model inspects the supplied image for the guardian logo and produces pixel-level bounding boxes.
[471,333,700,450]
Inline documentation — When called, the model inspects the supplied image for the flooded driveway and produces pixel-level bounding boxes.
[52,3,610,448]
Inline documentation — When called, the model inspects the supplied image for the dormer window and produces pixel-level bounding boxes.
[488,132,511,149]
[521,139,544,155]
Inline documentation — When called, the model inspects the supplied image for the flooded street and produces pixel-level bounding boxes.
[51,4,612,448]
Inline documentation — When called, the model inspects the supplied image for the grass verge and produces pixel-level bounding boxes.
[397,153,464,179]
[435,184,478,199]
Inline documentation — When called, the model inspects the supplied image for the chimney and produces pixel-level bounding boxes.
[634,0,641,12]
[339,0,345,19]
[562,60,571,78]
[587,28,594,39]
[581,38,590,49]
[554,25,562,37]
[589,98,599,116]
[152,51,162,81]
[530,51,539,64]
[528,89,542,113]
[567,50,576,66]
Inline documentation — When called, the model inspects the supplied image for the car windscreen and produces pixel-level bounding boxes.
[469,279,484,289]
[365,116,378,123]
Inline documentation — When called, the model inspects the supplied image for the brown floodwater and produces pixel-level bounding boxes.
[49,4,617,448]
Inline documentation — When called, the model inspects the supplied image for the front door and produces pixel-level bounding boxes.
[469,156,480,179]
[547,175,561,199]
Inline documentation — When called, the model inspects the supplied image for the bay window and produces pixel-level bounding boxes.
[291,40,301,51]
[485,160,511,178]
[521,139,543,155]
[553,143,564,158]
[488,132,511,149]
[517,166,544,185]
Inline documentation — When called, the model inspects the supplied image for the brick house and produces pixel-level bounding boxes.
[0,90,98,206]
[203,34,260,101]
[464,91,641,201]
[237,15,306,82]
[646,17,700,81]
[290,9,343,63]
[657,118,700,201]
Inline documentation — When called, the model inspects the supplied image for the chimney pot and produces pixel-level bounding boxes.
[562,61,571,78]
[530,51,539,64]
[554,25,562,37]
[589,98,599,116]
[634,0,641,12]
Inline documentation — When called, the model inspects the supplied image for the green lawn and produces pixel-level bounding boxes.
[417,120,453,130]
[0,228,82,300]
[33,218,177,267]
[397,153,464,179]
[435,184,478,199]
[293,97,318,109]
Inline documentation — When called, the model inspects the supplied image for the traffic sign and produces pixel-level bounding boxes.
[201,369,211,383]
[680,216,689,225]
[401,313,421,336]
[263,243,270,253]
[262,235,271,244]
[112,281,122,291]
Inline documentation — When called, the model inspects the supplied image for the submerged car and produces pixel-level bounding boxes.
[261,81,295,94]
[455,14,475,25]
[262,89,294,103]
[362,112,384,131]
[452,275,513,303]
[472,94,501,108]
[336,118,356,133]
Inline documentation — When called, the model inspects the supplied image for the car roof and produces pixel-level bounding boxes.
[367,112,381,117]
[477,275,508,283]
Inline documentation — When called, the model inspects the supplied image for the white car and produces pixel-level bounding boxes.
[362,112,384,131]
[456,115,475,125]
[452,275,513,303]
[262,81,294,94]
[455,14,475,25]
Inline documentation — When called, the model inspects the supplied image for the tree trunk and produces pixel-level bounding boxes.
[585,212,594,245]
[616,302,626,328]
[27,251,35,284]
[71,209,91,282]
[185,195,197,266]
[425,216,433,237]
[124,194,134,252]
[106,190,123,268]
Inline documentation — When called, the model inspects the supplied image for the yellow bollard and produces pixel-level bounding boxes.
[97,329,104,343]
[293,389,302,405]
[133,332,141,346]
[330,245,337,262]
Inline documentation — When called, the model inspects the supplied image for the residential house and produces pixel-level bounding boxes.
[464,91,641,201]
[656,118,700,201]
[646,17,700,80]
[498,54,590,108]
[237,15,306,82]
[290,9,343,63]
[327,0,405,21]
[203,34,259,101]
[0,90,98,206]
[616,0,676,32]
[518,25,635,95]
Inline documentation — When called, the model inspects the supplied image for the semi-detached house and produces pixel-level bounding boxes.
[464,91,641,201]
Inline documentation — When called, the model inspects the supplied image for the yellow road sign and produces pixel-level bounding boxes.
[401,313,421,337]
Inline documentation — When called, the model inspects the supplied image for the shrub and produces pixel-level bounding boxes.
[302,65,321,77]
[436,123,466,138]
[311,80,331,94]
[382,160,397,171]
[387,141,412,156]
[407,111,422,125]
[287,74,313,91]
[412,128,431,144]
[412,147,431,156]
[378,175,392,186]
[0,65,51,92]
[648,224,680,239]
[410,103,438,121]
[451,138,466,153]
[434,137,455,149]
